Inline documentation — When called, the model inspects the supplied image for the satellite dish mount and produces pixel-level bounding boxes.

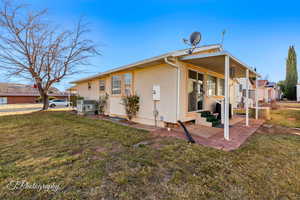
[183,32,202,54]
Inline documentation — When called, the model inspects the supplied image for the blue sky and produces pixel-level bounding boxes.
[1,0,300,90]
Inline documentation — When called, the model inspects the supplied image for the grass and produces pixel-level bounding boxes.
[277,101,300,108]
[268,109,300,128]
[0,112,300,199]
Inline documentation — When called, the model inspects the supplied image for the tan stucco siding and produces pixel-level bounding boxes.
[76,79,100,100]
[109,97,125,116]
[134,64,177,124]
[75,64,177,126]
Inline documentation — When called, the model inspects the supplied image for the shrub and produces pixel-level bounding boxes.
[121,94,140,121]
[98,93,109,115]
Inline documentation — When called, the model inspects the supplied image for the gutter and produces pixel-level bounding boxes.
[164,57,180,122]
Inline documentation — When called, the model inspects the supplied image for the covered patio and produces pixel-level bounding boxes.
[179,51,261,141]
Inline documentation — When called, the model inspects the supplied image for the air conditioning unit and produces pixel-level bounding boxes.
[77,100,98,115]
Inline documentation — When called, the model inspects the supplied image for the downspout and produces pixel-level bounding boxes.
[164,57,180,122]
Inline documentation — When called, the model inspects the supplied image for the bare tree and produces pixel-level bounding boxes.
[0,1,99,110]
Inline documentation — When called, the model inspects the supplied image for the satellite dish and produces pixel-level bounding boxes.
[190,32,201,46]
[183,32,202,54]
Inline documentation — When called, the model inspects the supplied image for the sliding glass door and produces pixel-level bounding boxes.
[188,70,204,112]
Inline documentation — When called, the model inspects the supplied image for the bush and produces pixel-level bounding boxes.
[121,94,140,121]
[98,93,109,115]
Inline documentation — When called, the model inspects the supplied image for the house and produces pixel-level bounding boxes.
[66,86,78,95]
[296,84,300,102]
[257,80,280,102]
[0,83,68,104]
[71,44,260,140]
[235,78,256,108]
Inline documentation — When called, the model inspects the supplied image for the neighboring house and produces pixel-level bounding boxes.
[257,80,280,102]
[297,84,300,102]
[66,86,78,95]
[235,78,256,108]
[71,44,259,128]
[0,83,68,104]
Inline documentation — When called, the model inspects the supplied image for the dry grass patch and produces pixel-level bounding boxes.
[267,109,300,128]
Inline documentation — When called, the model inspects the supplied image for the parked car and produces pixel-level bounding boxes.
[49,99,69,108]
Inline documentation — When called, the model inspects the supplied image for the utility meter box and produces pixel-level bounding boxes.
[152,85,160,101]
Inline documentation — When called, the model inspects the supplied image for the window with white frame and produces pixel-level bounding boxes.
[111,75,121,95]
[218,78,225,96]
[99,80,105,91]
[124,73,132,95]
[207,75,217,96]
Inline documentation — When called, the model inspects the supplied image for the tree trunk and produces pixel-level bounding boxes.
[42,93,49,110]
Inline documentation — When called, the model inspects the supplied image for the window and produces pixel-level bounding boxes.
[111,75,121,95]
[218,78,225,96]
[207,75,217,96]
[88,82,91,90]
[124,73,132,95]
[242,89,254,98]
[99,80,105,91]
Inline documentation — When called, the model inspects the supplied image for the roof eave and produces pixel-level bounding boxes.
[70,44,223,84]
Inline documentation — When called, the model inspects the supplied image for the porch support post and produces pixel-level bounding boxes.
[224,55,230,140]
[255,76,258,119]
[245,69,249,126]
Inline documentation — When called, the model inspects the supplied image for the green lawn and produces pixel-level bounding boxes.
[0,112,300,199]
[268,109,300,128]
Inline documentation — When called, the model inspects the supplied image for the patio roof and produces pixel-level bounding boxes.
[179,51,260,78]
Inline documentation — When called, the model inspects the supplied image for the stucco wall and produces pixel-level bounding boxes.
[76,79,100,100]
[134,64,177,124]
[76,64,177,126]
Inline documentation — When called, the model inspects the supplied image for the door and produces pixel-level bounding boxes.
[188,70,204,112]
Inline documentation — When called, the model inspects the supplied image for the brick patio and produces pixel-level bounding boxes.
[88,114,264,151]
[151,118,265,151]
